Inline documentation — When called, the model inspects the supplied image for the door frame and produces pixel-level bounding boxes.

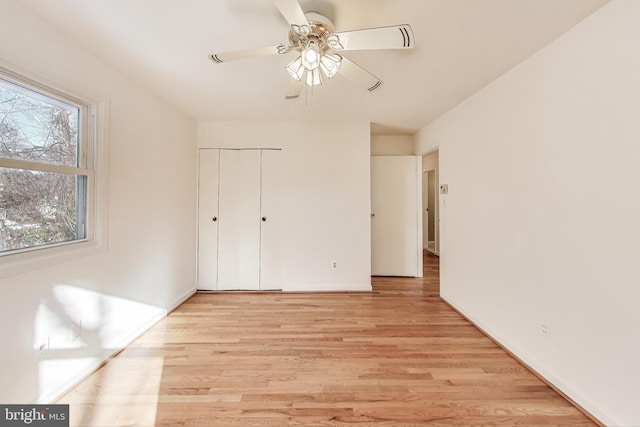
[422,170,430,247]
[422,168,437,255]
[420,148,440,257]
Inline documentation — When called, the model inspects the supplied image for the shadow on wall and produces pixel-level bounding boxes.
[34,283,166,404]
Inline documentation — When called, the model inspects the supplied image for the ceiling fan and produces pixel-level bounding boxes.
[209,0,414,99]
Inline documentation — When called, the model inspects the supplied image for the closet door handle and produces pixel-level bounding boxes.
[212,217,217,222]
[261,217,267,222]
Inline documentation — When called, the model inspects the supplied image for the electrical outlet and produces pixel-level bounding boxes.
[541,323,551,340]
[71,319,82,342]
[37,338,50,358]
[331,261,338,270]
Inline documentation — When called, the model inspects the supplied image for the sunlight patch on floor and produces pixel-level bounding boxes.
[62,356,164,427]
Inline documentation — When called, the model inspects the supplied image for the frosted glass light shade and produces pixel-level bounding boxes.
[286,56,305,81]
[306,67,322,86]
[301,45,321,70]
[319,53,342,78]
[286,45,342,87]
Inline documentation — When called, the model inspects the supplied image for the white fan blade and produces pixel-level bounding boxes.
[273,0,309,28]
[209,45,287,64]
[332,25,414,51]
[338,57,383,92]
[285,79,304,100]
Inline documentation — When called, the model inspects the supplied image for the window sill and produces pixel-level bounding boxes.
[0,239,106,279]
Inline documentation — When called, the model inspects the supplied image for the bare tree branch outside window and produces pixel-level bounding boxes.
[0,80,84,253]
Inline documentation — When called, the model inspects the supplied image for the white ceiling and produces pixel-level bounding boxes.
[21,0,608,135]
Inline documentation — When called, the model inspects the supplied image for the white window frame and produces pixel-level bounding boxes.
[0,64,108,277]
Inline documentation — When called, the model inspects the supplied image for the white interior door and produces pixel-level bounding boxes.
[259,149,281,290]
[371,156,419,277]
[197,149,219,290]
[217,149,261,290]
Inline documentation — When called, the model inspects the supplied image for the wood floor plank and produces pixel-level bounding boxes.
[57,252,599,426]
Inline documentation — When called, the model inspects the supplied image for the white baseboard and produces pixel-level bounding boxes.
[168,287,197,312]
[440,294,610,427]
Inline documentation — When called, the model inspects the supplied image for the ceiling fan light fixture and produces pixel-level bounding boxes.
[306,67,323,86]
[286,56,305,81]
[301,44,321,70]
[319,53,342,78]
[210,1,416,99]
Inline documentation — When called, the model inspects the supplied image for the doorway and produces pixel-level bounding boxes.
[421,150,439,255]
[422,170,436,253]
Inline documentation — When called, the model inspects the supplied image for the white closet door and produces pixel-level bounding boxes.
[371,156,419,277]
[218,149,261,290]
[259,149,281,290]
[197,149,219,290]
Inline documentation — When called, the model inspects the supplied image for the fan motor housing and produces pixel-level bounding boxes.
[288,11,336,53]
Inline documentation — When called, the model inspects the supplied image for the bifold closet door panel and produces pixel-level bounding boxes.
[197,149,219,290]
[259,149,281,290]
[217,149,261,290]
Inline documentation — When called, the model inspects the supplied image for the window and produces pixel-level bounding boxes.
[0,71,94,256]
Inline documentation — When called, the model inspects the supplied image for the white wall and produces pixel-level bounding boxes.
[416,1,640,425]
[0,2,197,403]
[371,134,414,156]
[198,121,371,291]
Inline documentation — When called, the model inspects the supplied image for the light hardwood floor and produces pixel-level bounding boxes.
[58,252,598,426]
